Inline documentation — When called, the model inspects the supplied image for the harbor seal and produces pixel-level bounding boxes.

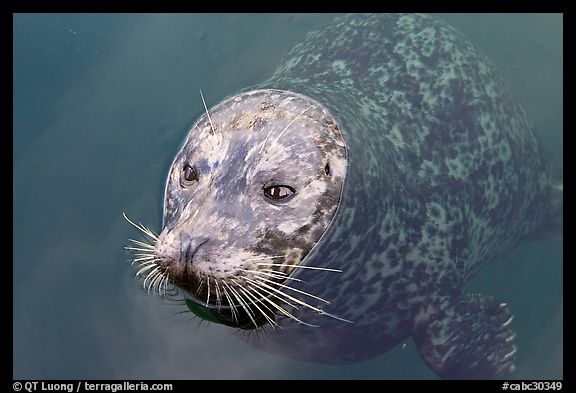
[124,13,561,379]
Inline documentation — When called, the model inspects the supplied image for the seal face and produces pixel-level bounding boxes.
[155,89,346,327]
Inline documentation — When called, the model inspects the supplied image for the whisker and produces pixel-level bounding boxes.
[226,282,259,329]
[143,227,159,241]
[243,282,279,309]
[124,246,156,253]
[243,255,284,262]
[154,275,165,295]
[194,122,214,150]
[245,282,318,327]
[256,263,342,273]
[205,276,211,307]
[258,268,308,283]
[123,212,158,241]
[214,279,222,308]
[237,268,303,283]
[234,282,278,329]
[243,276,352,323]
[195,275,204,296]
[134,260,157,269]
[242,285,280,329]
[243,282,309,328]
[252,275,330,304]
[161,275,172,297]
[267,105,314,154]
[131,258,153,267]
[199,89,216,136]
[144,273,157,294]
[122,212,158,241]
[244,280,301,311]
[157,273,168,296]
[261,269,287,276]
[262,269,302,281]
[143,267,161,290]
[221,284,239,323]
[148,271,164,294]
[127,239,155,249]
[247,279,317,312]
[164,273,172,296]
[136,262,158,277]
[259,105,313,155]
[130,253,155,259]
[130,256,156,265]
[129,251,155,256]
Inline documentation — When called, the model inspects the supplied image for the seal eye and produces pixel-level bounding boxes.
[181,164,199,186]
[263,185,295,201]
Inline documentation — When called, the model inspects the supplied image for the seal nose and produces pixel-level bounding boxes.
[180,234,209,264]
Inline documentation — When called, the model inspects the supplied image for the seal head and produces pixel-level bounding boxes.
[155,89,346,327]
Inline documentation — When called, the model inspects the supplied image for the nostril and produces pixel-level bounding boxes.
[180,234,209,264]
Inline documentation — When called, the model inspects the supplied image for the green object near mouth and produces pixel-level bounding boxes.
[184,298,269,330]
[184,298,224,324]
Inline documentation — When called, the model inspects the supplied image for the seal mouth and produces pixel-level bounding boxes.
[180,255,353,330]
[171,256,298,330]
[181,283,276,330]
[122,213,281,329]
[124,212,352,330]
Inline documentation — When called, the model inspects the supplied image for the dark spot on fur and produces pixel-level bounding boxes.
[259,101,274,111]
[250,117,267,132]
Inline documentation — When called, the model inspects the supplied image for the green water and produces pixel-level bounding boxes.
[13,13,562,379]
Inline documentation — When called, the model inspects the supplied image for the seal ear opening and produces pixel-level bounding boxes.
[324,162,331,177]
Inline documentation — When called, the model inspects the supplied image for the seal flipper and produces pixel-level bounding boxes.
[412,293,517,379]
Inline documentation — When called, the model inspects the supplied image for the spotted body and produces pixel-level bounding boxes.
[125,13,558,379]
[240,13,553,377]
